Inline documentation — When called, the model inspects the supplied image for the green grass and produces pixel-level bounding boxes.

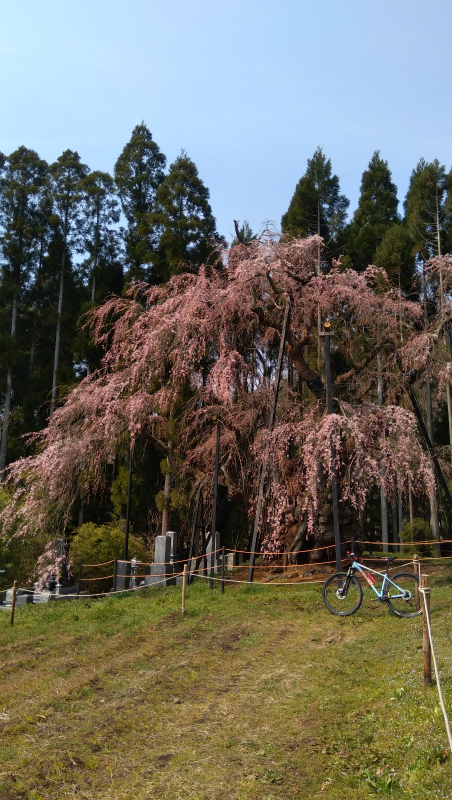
[1,574,452,800]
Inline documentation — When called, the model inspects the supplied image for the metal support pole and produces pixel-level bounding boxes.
[404,382,448,557]
[323,323,342,581]
[188,489,201,575]
[248,298,290,583]
[210,422,220,589]
[413,554,420,610]
[9,581,18,626]
[421,574,432,686]
[123,443,133,561]
[221,546,225,593]
[182,563,188,615]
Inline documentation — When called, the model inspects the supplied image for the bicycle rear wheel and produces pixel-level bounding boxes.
[322,572,363,616]
[386,572,421,618]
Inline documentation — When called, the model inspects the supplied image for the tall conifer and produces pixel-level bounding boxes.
[153,151,221,278]
[0,147,48,475]
[344,151,399,271]
[114,124,166,282]
[281,147,348,266]
[404,158,451,260]
[49,151,89,415]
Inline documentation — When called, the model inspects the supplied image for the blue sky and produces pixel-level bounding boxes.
[1,0,451,241]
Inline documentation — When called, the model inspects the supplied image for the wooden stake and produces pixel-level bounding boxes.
[9,581,18,626]
[413,554,420,610]
[421,574,431,686]
[182,563,188,615]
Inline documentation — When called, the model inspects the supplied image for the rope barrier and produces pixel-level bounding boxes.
[193,572,326,586]
[16,573,186,600]
[77,540,452,571]
[356,538,452,547]
[419,586,452,753]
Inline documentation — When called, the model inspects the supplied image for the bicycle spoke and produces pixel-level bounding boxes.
[387,572,421,618]
[323,572,362,616]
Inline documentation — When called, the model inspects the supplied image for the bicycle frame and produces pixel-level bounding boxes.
[347,560,407,600]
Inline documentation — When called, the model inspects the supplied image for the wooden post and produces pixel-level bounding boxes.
[221,546,225,594]
[413,554,420,610]
[9,581,18,626]
[421,574,431,686]
[182,563,188,616]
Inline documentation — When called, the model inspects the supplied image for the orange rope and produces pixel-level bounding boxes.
[356,539,452,547]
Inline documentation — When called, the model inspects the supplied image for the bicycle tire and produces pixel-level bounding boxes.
[322,572,363,616]
[386,571,422,618]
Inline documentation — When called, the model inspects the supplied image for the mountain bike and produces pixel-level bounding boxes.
[322,552,421,618]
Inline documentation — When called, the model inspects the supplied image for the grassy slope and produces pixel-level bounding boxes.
[0,574,451,800]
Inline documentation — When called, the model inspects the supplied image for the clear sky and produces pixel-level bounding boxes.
[1,0,451,241]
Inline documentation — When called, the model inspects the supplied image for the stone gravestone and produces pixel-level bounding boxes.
[115,560,132,591]
[145,535,172,587]
[206,531,220,576]
[0,587,33,610]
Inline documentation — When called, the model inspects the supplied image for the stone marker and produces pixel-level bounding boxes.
[146,534,172,587]
[206,531,220,575]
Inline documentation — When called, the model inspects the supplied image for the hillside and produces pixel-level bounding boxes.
[0,575,451,799]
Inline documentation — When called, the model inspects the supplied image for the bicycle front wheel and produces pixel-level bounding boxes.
[387,572,421,618]
[322,572,363,616]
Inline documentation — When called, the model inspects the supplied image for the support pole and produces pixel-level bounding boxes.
[112,558,118,593]
[248,297,290,583]
[123,443,133,561]
[9,581,18,626]
[323,322,342,580]
[210,421,220,589]
[421,574,432,686]
[221,546,225,594]
[188,489,201,572]
[404,383,448,557]
[413,554,420,610]
[182,563,187,615]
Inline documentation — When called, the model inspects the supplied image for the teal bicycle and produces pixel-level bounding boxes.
[322,552,421,618]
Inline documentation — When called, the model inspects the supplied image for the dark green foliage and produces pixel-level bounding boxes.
[374,224,416,292]
[76,171,123,373]
[232,219,255,246]
[114,123,166,282]
[0,147,50,469]
[152,151,222,279]
[342,151,400,271]
[70,521,151,568]
[401,517,434,556]
[50,149,89,248]
[281,147,349,264]
[404,158,452,259]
